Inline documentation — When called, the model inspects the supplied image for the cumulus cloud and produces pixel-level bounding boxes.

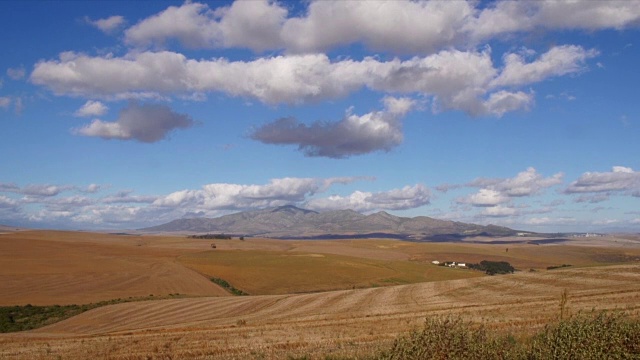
[85,15,126,33]
[122,1,640,54]
[0,195,19,209]
[0,183,20,192]
[74,100,108,117]
[153,177,366,211]
[565,166,640,195]
[251,96,414,158]
[6,66,26,80]
[1,182,100,198]
[459,167,563,207]
[21,184,73,197]
[305,184,431,212]
[31,46,592,116]
[462,189,510,207]
[73,102,195,142]
[125,0,286,52]
[0,97,10,109]
[102,191,158,204]
[281,1,473,54]
[524,216,577,226]
[42,196,96,211]
[465,1,640,43]
[483,90,534,117]
[481,205,518,217]
[491,45,598,88]
[472,167,564,197]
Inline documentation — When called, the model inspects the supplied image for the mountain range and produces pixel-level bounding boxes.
[140,205,518,240]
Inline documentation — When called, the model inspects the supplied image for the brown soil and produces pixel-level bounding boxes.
[0,231,228,305]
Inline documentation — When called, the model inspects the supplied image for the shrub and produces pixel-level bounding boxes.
[210,277,249,296]
[373,312,639,360]
[527,312,640,359]
[377,316,518,359]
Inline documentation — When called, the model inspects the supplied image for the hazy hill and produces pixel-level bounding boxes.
[140,206,517,240]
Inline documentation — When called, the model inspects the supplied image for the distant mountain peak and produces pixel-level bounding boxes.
[270,205,318,215]
[140,207,519,239]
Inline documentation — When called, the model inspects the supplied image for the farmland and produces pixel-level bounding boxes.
[0,230,639,359]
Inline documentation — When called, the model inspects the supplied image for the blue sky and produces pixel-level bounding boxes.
[1,0,639,232]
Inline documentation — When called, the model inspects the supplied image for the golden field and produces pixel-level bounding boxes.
[0,230,639,359]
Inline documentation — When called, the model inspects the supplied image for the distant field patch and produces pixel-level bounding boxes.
[178,250,484,295]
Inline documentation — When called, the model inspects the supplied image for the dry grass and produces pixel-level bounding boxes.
[178,249,483,295]
[0,230,639,358]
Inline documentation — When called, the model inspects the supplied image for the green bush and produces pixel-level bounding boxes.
[377,316,518,360]
[468,260,515,275]
[372,312,639,360]
[210,277,249,296]
[528,312,640,359]
[0,294,180,333]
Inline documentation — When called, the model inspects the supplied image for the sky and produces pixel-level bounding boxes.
[1,0,639,233]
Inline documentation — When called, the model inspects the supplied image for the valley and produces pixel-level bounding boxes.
[0,229,639,359]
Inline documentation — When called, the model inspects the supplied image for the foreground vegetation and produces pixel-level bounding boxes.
[373,312,640,360]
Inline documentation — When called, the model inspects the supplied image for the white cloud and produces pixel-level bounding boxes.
[305,184,431,212]
[21,184,73,197]
[6,66,26,80]
[483,90,534,117]
[43,196,96,211]
[493,167,564,196]
[0,97,10,109]
[460,167,563,207]
[481,205,518,217]
[461,189,510,207]
[0,195,19,208]
[102,191,158,204]
[13,97,23,115]
[86,15,126,34]
[74,100,108,117]
[524,217,577,226]
[31,46,590,116]
[468,167,564,197]
[125,0,286,52]
[0,183,20,192]
[467,1,640,42]
[281,0,473,54]
[73,102,194,143]
[85,184,101,193]
[122,1,640,54]
[565,166,640,195]
[491,45,598,88]
[153,177,366,211]
[251,96,415,158]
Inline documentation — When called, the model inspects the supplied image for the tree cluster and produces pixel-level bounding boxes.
[468,260,515,275]
[188,234,232,240]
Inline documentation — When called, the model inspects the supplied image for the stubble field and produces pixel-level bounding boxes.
[1,230,639,359]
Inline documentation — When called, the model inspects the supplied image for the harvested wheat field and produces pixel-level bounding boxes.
[1,230,640,359]
[0,231,229,305]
